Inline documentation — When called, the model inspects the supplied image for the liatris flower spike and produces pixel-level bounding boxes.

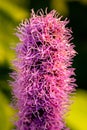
[10,9,76,130]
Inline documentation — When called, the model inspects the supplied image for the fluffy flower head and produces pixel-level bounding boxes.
[11,9,76,130]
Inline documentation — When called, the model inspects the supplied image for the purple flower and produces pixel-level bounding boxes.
[10,9,76,130]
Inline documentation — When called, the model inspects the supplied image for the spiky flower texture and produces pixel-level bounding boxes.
[11,9,76,130]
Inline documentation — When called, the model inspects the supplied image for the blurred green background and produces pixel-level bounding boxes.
[0,0,87,130]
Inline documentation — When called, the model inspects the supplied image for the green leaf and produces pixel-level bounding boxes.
[0,0,28,21]
[0,0,29,64]
[66,89,87,130]
[0,92,15,130]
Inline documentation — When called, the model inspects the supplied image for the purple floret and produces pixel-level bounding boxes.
[10,9,76,130]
